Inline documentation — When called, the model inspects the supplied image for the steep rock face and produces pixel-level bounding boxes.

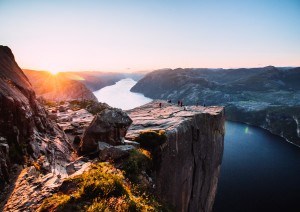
[0,46,74,210]
[131,67,300,146]
[81,108,132,152]
[126,101,225,212]
[0,45,53,177]
[23,69,98,102]
[0,137,10,190]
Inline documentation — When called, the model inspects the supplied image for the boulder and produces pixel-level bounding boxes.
[58,106,67,112]
[80,108,132,153]
[98,141,112,151]
[99,147,130,162]
[86,102,111,115]
[114,145,135,151]
[124,139,140,148]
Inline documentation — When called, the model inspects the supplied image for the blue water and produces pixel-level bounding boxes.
[214,121,300,212]
[94,79,300,211]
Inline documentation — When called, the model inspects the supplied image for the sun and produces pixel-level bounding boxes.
[48,69,60,75]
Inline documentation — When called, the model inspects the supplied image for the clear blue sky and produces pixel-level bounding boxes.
[0,0,299,72]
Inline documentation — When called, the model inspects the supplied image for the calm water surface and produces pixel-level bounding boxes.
[93,78,152,110]
[95,79,300,212]
[214,121,300,212]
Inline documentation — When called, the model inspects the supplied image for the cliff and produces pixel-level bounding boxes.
[23,69,98,102]
[0,46,74,211]
[34,100,224,211]
[126,101,225,212]
[131,67,300,146]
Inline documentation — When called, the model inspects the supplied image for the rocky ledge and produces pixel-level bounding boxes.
[126,100,225,212]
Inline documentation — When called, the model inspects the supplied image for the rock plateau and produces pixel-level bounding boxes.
[126,100,225,212]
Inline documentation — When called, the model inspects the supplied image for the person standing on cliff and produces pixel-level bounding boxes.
[180,101,183,107]
[159,102,162,108]
[178,100,180,106]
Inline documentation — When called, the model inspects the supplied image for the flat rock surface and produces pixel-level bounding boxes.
[126,100,223,140]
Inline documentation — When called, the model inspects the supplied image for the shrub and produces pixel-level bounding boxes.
[135,130,167,152]
[122,149,152,182]
[44,100,56,107]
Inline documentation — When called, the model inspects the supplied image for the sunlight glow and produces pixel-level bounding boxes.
[64,73,85,81]
[48,70,59,75]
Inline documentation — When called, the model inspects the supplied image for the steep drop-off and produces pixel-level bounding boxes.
[131,67,300,146]
[126,101,225,212]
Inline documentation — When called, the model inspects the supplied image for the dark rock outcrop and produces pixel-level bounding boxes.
[0,137,10,190]
[99,147,130,161]
[80,108,132,152]
[0,46,74,211]
[131,67,300,146]
[126,101,225,212]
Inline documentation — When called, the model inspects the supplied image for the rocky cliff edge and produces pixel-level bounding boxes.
[126,100,225,212]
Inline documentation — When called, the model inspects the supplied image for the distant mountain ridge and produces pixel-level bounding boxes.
[23,69,98,102]
[131,66,300,146]
[62,71,146,91]
[23,70,148,102]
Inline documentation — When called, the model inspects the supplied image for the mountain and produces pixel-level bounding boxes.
[23,69,97,102]
[23,70,148,102]
[131,67,300,146]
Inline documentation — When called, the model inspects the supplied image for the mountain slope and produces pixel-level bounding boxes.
[131,67,300,146]
[23,69,98,101]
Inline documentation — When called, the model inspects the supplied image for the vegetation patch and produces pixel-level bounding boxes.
[44,100,57,107]
[69,100,96,111]
[39,162,167,212]
[121,149,152,183]
[134,130,166,152]
[134,130,167,170]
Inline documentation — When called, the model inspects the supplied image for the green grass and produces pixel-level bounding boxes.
[39,161,168,212]
[121,149,152,183]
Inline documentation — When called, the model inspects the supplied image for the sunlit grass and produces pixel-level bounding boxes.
[39,160,169,212]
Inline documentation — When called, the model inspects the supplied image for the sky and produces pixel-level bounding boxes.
[0,0,299,72]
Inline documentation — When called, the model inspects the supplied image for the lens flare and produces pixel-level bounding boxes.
[245,127,249,134]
